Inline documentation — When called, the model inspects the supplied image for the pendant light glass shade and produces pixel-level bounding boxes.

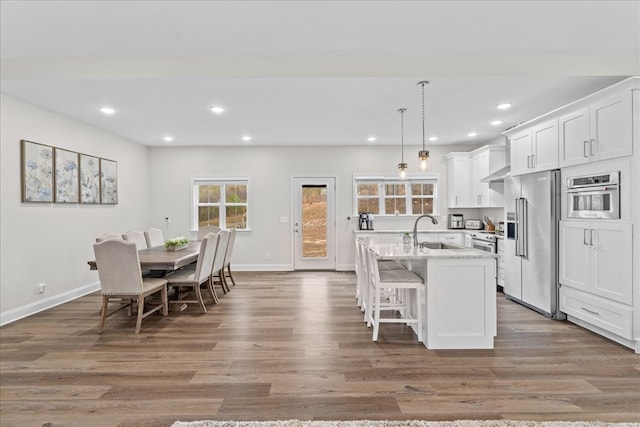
[417,81,430,171]
[397,108,407,180]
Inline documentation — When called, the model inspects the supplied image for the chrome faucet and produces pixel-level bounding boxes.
[413,214,439,246]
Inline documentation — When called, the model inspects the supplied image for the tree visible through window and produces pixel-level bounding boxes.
[354,177,438,216]
[193,179,249,230]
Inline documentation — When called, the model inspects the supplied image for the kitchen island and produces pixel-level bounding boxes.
[371,241,498,349]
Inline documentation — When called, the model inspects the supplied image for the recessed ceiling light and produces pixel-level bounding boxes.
[497,103,512,110]
[428,136,438,142]
[367,137,376,142]
[99,106,115,115]
[163,136,173,142]
[490,120,503,126]
[241,135,252,142]
[468,132,478,137]
[210,105,225,114]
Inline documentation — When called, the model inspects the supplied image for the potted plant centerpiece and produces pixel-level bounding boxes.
[164,236,189,251]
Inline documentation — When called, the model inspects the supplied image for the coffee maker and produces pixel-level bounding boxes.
[358,212,374,230]
[447,213,464,229]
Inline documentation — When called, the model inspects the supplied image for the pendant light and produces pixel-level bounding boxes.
[417,80,430,171]
[397,108,408,180]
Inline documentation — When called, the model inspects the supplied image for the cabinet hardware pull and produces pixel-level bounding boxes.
[527,155,531,168]
[590,139,596,156]
[581,307,600,316]
[583,140,589,157]
[583,229,590,245]
[531,154,536,168]
[590,229,596,247]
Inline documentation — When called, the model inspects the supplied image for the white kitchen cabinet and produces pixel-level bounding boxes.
[445,153,473,208]
[559,91,632,167]
[559,220,632,305]
[509,119,559,176]
[471,145,506,207]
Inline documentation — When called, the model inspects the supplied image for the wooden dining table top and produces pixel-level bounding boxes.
[88,240,201,271]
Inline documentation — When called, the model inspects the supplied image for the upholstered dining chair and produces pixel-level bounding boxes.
[165,232,219,312]
[93,240,168,334]
[222,228,237,287]
[96,233,122,243]
[211,229,230,294]
[197,225,220,240]
[144,228,165,248]
[122,231,148,250]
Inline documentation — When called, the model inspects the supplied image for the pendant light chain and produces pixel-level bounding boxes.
[400,108,405,163]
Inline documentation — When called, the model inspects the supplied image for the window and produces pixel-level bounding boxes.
[354,175,439,216]
[192,177,249,230]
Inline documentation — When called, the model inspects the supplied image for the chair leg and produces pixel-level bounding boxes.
[206,276,219,304]
[220,271,230,293]
[372,287,381,341]
[194,285,207,313]
[98,296,109,334]
[135,296,144,334]
[226,265,236,286]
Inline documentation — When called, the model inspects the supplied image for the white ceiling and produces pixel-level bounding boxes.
[1,1,638,147]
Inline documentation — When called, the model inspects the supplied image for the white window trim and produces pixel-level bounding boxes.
[191,175,251,232]
[353,173,440,217]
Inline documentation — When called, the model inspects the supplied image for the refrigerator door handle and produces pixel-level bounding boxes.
[520,198,528,258]
[514,198,521,256]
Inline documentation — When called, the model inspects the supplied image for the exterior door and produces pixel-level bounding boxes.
[292,177,336,270]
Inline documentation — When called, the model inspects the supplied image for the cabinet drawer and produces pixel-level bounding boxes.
[560,286,632,339]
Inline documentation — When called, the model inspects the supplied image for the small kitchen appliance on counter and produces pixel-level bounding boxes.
[447,214,464,229]
[464,219,483,230]
[358,212,374,230]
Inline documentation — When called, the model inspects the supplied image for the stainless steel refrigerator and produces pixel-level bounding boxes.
[504,170,564,319]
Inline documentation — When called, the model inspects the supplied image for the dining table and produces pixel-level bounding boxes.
[88,241,201,272]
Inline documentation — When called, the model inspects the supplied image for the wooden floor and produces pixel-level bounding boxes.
[1,271,639,427]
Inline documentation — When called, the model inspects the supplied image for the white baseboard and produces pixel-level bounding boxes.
[234,264,293,272]
[0,282,100,326]
[337,264,356,272]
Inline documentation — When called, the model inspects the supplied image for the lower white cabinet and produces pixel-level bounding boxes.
[559,220,632,305]
[560,286,633,340]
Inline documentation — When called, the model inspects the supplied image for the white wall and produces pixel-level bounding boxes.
[0,95,150,324]
[148,143,478,271]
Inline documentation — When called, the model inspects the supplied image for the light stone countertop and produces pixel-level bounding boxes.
[353,229,465,234]
[371,242,498,260]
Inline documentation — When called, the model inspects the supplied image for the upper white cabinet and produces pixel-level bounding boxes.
[471,145,506,208]
[509,119,559,176]
[445,153,473,208]
[445,145,506,208]
[559,91,633,167]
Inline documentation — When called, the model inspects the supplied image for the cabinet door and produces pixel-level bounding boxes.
[472,151,490,207]
[559,220,591,292]
[531,119,559,172]
[591,222,632,304]
[447,156,472,207]
[559,107,590,167]
[590,93,632,162]
[509,129,532,176]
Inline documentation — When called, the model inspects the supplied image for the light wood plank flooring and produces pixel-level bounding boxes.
[1,271,639,427]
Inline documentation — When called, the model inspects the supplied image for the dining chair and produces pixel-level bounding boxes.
[96,233,122,243]
[364,246,423,342]
[122,231,148,250]
[165,233,219,312]
[144,228,165,248]
[210,229,230,294]
[93,240,168,334]
[197,225,220,240]
[222,228,237,287]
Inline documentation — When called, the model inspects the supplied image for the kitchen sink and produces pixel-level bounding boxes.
[418,242,463,250]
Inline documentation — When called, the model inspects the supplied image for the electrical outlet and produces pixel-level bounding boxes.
[38,283,46,294]
[266,253,271,261]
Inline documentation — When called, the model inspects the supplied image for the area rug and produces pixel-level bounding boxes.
[171,420,640,427]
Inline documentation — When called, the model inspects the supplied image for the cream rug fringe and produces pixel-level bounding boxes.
[171,420,640,427]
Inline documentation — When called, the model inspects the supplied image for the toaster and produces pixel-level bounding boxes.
[464,219,484,230]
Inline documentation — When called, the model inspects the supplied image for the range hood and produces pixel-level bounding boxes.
[481,164,511,182]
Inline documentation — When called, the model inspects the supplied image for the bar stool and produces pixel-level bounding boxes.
[364,246,424,342]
